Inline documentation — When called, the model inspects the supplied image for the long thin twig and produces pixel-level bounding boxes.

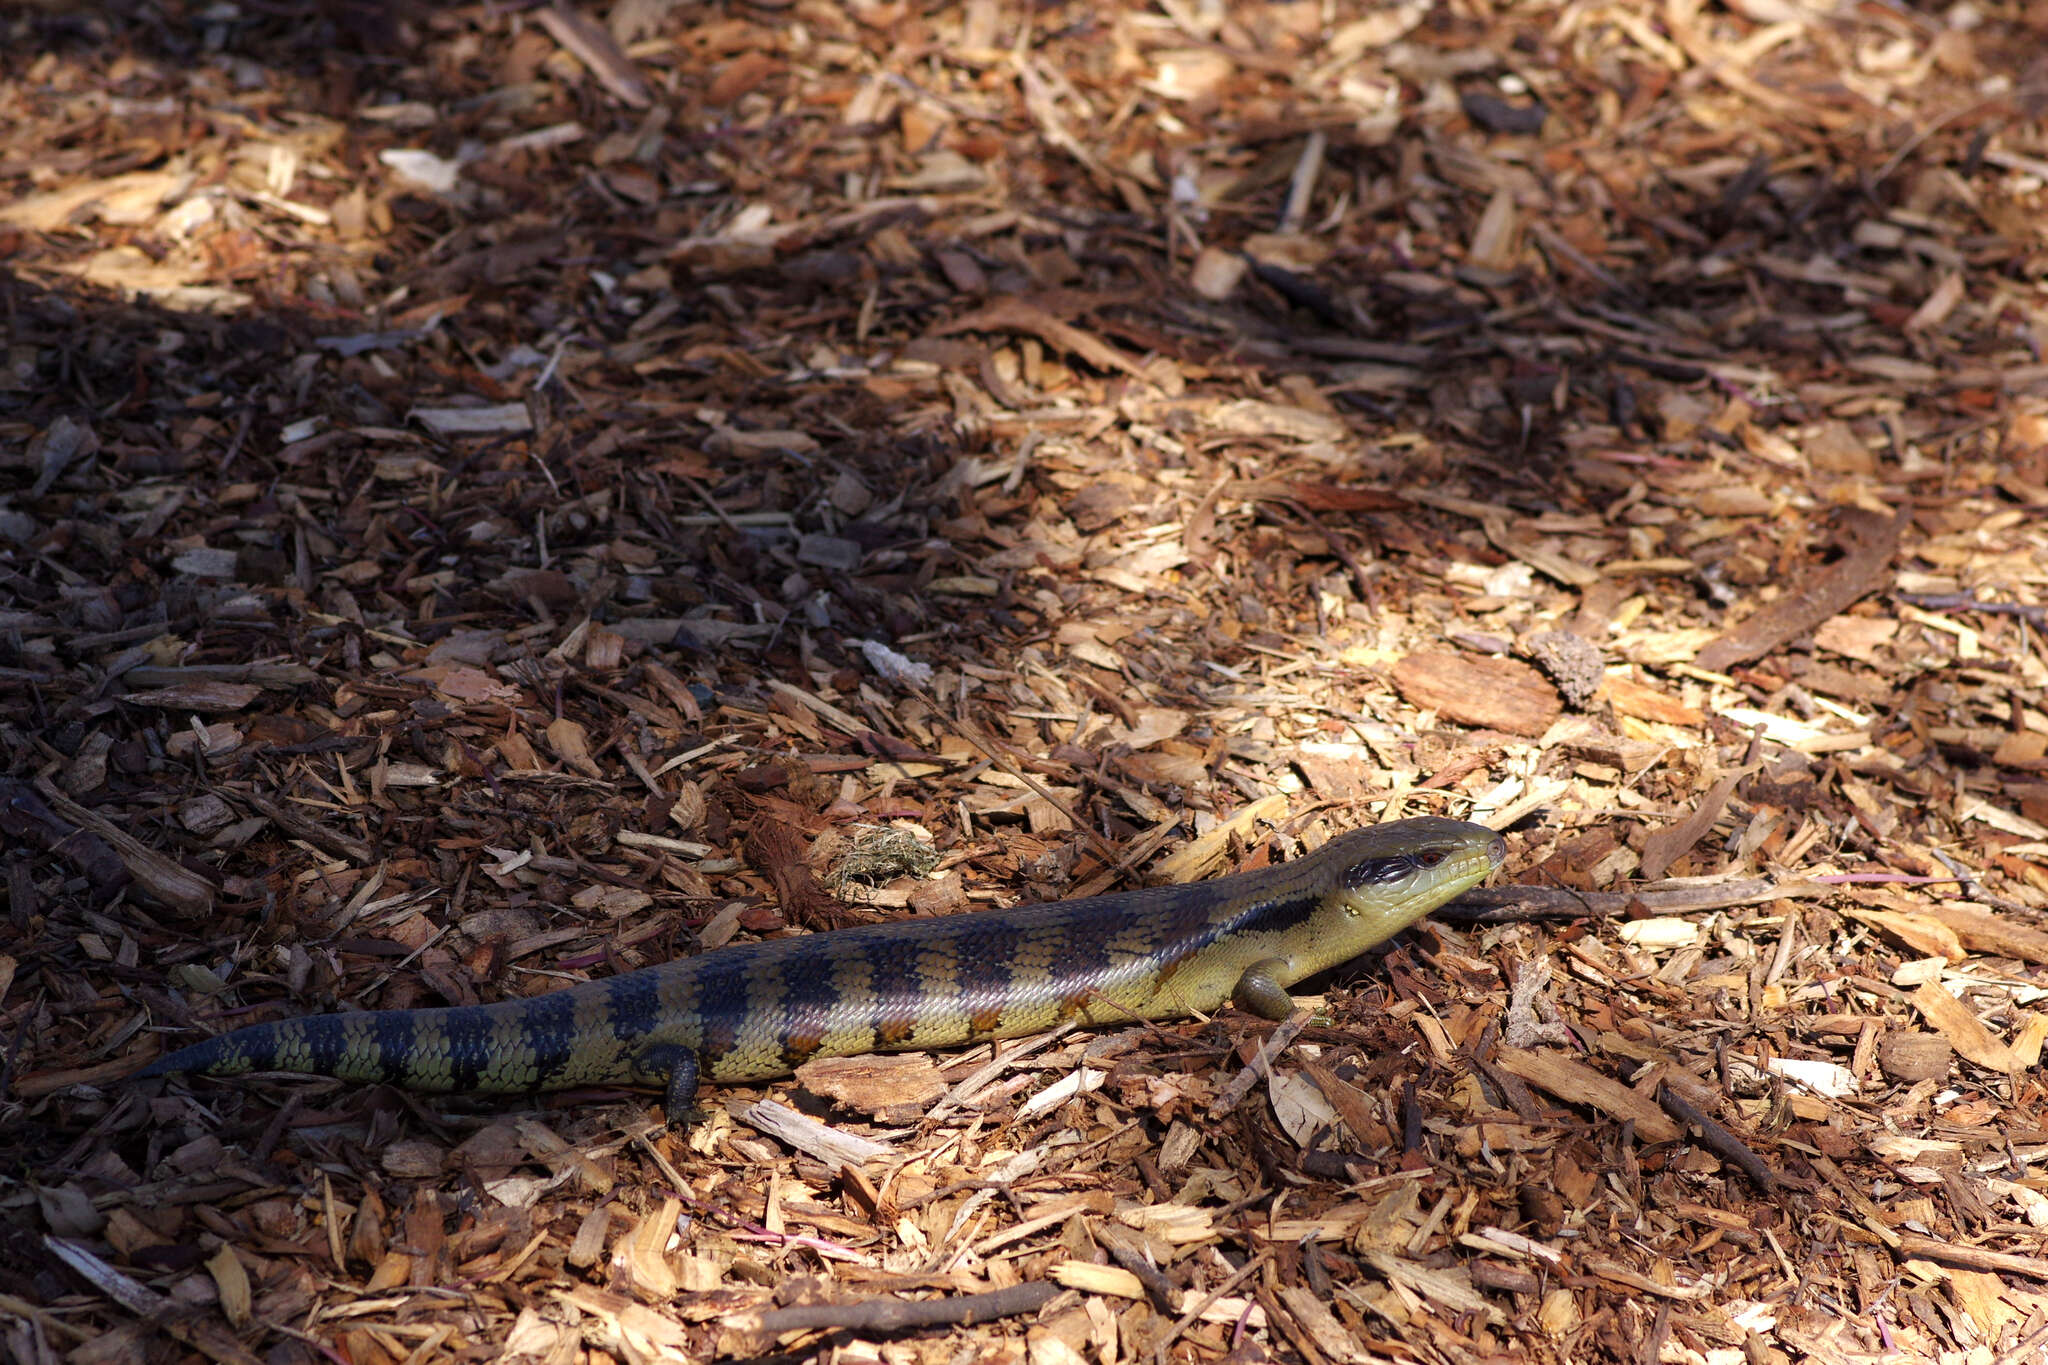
[737,1280,1062,1337]
[915,685,1123,871]
[1209,1008,1311,1118]
[1438,877,1831,923]
[1657,1083,1780,1194]
[1152,1251,1272,1365]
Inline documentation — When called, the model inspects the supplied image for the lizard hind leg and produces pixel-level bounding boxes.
[636,1044,705,1129]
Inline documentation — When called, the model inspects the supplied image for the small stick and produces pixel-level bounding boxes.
[1656,1083,1779,1194]
[1210,1008,1311,1118]
[1275,498,1377,613]
[1438,877,1832,923]
[1638,1301,1671,1365]
[1895,1234,2048,1281]
[1896,592,2046,622]
[915,687,1123,873]
[1102,1234,1180,1314]
[1152,1251,1272,1365]
[925,1022,1079,1121]
[738,1280,1061,1337]
[242,791,375,864]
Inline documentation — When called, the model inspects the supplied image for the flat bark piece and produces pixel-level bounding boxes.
[544,716,604,779]
[1596,675,1704,727]
[1492,1046,1683,1142]
[1149,792,1288,884]
[1933,905,2048,966]
[1390,651,1561,738]
[534,2,650,107]
[1300,1059,1386,1145]
[745,817,850,931]
[731,1099,893,1169]
[1292,753,1377,800]
[1695,507,1907,674]
[1844,909,1964,962]
[1910,982,2021,1072]
[1208,400,1349,442]
[1276,1283,1376,1362]
[930,296,1146,378]
[1877,1032,1954,1084]
[1638,771,1741,882]
[0,777,129,898]
[1240,479,1409,512]
[122,681,263,711]
[32,777,212,915]
[1896,1234,2048,1282]
[796,1054,949,1114]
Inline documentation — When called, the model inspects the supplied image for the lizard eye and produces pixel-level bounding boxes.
[1417,848,1445,868]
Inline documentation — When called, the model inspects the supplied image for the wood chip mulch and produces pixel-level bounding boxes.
[6,0,2048,1361]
